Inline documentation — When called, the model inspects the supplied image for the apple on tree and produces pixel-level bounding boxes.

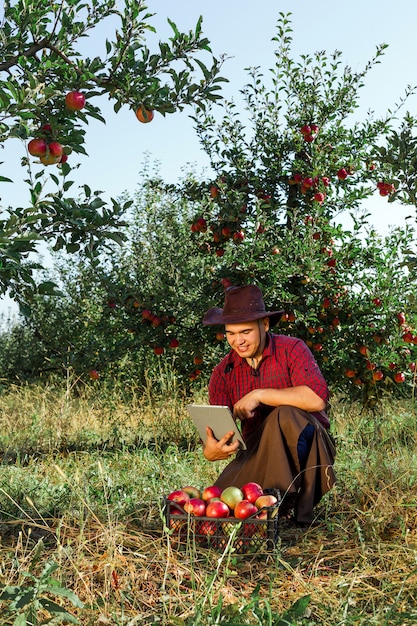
[136,105,154,123]
[28,138,47,157]
[65,91,86,111]
[48,141,64,157]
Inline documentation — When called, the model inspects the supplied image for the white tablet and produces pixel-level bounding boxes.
[187,404,247,451]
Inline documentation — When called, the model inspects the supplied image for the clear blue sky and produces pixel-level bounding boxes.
[1,0,417,317]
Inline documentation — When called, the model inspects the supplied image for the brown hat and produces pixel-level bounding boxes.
[202,285,284,326]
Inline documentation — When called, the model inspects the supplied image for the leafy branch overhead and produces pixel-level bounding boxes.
[0,0,227,306]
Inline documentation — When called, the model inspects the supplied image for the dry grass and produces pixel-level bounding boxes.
[0,384,417,624]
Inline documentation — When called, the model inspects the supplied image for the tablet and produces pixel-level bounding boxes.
[187,404,247,451]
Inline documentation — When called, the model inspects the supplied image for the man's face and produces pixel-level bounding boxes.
[224,318,269,359]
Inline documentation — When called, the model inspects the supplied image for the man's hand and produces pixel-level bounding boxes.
[203,426,240,461]
[233,390,260,420]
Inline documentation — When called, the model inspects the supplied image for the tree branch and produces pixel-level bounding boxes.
[0,39,49,72]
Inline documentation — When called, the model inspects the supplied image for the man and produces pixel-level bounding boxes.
[202,284,336,526]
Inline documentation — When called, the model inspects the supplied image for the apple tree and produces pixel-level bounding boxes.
[0,0,226,309]
[173,13,417,407]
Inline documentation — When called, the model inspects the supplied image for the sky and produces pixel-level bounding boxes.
[1,0,417,319]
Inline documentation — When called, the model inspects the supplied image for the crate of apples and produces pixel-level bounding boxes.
[165,482,280,553]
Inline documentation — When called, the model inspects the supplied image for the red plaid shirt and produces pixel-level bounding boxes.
[208,332,330,440]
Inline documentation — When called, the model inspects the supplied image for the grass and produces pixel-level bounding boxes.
[0,379,417,624]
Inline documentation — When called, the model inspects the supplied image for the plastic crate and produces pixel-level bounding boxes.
[164,498,279,554]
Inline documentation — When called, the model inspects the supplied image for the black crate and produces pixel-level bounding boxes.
[164,499,279,554]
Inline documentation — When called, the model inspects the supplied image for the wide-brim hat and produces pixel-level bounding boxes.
[202,285,284,327]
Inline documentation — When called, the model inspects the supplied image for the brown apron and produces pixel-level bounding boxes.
[214,406,336,524]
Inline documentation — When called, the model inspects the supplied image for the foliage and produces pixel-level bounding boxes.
[171,13,417,407]
[1,14,417,407]
[0,0,226,308]
[0,559,83,625]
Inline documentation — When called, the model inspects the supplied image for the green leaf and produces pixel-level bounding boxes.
[39,598,80,622]
[0,585,23,601]
[15,589,36,609]
[275,595,311,625]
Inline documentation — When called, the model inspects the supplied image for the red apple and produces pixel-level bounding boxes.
[397,312,406,325]
[182,485,201,499]
[313,192,326,204]
[394,372,405,383]
[359,345,369,356]
[233,230,245,242]
[48,141,64,157]
[201,485,222,502]
[151,316,161,327]
[88,369,100,380]
[198,520,217,536]
[206,500,230,518]
[220,485,244,511]
[184,498,206,517]
[242,522,258,538]
[234,500,258,519]
[255,494,278,509]
[28,138,47,157]
[336,168,348,180]
[153,346,164,355]
[169,338,179,349]
[169,508,185,531]
[210,185,220,198]
[372,370,384,381]
[196,217,207,232]
[65,91,86,111]
[241,482,264,504]
[167,489,189,508]
[300,124,311,136]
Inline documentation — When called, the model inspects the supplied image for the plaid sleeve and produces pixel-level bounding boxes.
[288,339,329,404]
